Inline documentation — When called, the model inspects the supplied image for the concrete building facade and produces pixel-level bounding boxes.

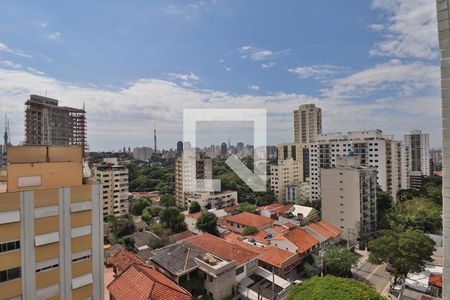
[293,104,322,145]
[92,158,129,217]
[436,0,450,296]
[321,155,377,242]
[309,130,407,202]
[404,130,431,188]
[0,146,103,300]
[175,155,213,208]
[186,190,237,210]
[132,147,153,161]
[25,95,86,152]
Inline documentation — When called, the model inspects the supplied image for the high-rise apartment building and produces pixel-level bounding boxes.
[293,104,322,145]
[0,145,103,300]
[176,141,183,158]
[404,130,431,188]
[25,95,87,152]
[436,1,450,295]
[270,143,307,201]
[132,147,153,161]
[321,155,377,241]
[175,154,213,208]
[309,130,407,202]
[92,158,129,217]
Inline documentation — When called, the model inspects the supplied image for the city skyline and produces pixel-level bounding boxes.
[0,0,441,150]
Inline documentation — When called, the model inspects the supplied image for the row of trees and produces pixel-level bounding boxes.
[367,177,441,285]
[127,162,175,193]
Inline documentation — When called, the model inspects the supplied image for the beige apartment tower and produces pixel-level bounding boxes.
[0,146,103,300]
[436,0,450,296]
[270,143,308,202]
[175,155,213,208]
[321,155,377,242]
[293,104,322,145]
[92,158,129,217]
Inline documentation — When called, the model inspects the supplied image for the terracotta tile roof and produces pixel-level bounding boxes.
[225,212,274,228]
[282,228,320,254]
[258,203,293,215]
[111,249,145,275]
[182,233,259,266]
[187,212,202,220]
[421,296,433,300]
[429,273,443,288]
[108,264,192,300]
[223,204,240,213]
[269,226,289,235]
[283,222,297,229]
[249,230,270,244]
[306,220,342,239]
[223,233,298,269]
[168,231,195,244]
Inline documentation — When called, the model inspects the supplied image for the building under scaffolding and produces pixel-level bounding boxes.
[25,94,87,154]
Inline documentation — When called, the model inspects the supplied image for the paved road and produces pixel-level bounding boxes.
[353,261,392,295]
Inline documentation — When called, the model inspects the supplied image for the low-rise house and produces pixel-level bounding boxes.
[107,263,192,300]
[258,203,293,219]
[223,232,301,278]
[104,243,124,266]
[268,228,320,256]
[110,249,145,275]
[277,205,319,226]
[185,190,238,210]
[224,212,274,234]
[406,265,443,298]
[303,220,342,248]
[167,231,195,244]
[149,233,260,300]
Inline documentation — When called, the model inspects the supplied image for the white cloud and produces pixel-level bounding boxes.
[167,72,201,87]
[0,60,21,69]
[322,59,439,100]
[369,0,438,59]
[0,60,442,149]
[0,42,32,58]
[261,62,275,68]
[47,32,61,42]
[26,67,45,75]
[248,84,260,91]
[239,46,290,62]
[288,65,346,80]
[31,21,48,28]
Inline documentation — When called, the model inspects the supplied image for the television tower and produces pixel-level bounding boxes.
[154,128,157,153]
[3,114,9,155]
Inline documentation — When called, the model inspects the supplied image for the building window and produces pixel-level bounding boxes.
[0,240,20,253]
[236,266,244,275]
[0,267,21,282]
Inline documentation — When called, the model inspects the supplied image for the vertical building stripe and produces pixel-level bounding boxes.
[91,184,104,300]
[21,190,36,299]
[59,187,72,300]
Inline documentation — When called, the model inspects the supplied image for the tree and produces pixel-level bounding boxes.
[196,212,219,236]
[129,197,151,215]
[236,202,257,214]
[368,229,435,284]
[147,222,172,238]
[287,276,385,300]
[119,236,136,253]
[159,207,187,232]
[397,189,421,202]
[387,197,442,234]
[141,205,163,223]
[322,245,357,277]
[110,216,135,238]
[242,226,259,236]
[189,201,201,214]
[159,194,176,207]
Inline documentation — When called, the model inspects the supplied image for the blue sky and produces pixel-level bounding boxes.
[0,0,442,150]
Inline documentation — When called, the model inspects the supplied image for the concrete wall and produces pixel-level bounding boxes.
[436,0,450,297]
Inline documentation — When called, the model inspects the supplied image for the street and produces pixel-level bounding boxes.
[353,260,392,296]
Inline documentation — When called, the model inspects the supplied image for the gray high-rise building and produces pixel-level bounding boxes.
[437,0,450,296]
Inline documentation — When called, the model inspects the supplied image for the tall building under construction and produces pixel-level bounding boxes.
[25,95,87,150]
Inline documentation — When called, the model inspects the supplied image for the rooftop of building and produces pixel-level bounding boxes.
[225,212,274,228]
[276,228,320,254]
[0,145,90,193]
[107,263,192,300]
[110,249,146,275]
[182,233,259,266]
[151,243,204,276]
[305,220,342,240]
